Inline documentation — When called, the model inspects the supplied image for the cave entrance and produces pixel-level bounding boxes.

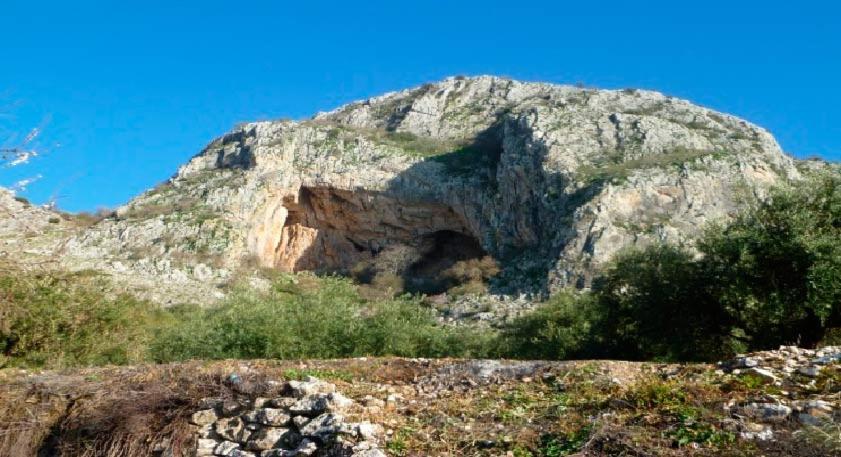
[273,186,483,272]
[402,230,496,295]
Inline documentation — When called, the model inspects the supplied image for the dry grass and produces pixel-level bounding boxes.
[0,362,290,457]
[1,358,832,456]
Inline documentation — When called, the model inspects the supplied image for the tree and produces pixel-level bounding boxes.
[590,168,841,361]
[701,168,841,348]
[592,244,741,361]
[1,107,49,194]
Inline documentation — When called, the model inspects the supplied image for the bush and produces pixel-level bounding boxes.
[499,292,600,360]
[357,272,405,300]
[592,244,743,361]
[587,169,841,361]
[1,267,495,369]
[150,273,494,362]
[700,169,841,348]
[0,267,169,368]
[440,256,500,296]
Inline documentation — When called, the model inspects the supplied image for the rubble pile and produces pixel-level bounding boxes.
[718,345,840,441]
[188,377,386,457]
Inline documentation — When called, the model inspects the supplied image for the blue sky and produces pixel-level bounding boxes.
[2,0,839,211]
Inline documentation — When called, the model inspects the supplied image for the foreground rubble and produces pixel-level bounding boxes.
[188,377,385,457]
[1,349,839,456]
[717,345,841,442]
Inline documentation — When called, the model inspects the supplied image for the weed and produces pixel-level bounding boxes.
[386,427,412,456]
[625,379,688,410]
[511,444,535,457]
[668,421,735,448]
[537,426,592,456]
[795,423,841,455]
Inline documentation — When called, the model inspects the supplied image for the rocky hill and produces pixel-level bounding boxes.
[38,76,799,306]
[1,77,838,457]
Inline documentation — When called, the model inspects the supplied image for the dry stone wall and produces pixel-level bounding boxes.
[188,377,386,457]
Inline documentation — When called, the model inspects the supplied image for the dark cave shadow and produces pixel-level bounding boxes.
[279,114,607,297]
[386,115,609,295]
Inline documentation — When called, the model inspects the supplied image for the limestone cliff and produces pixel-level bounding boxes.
[61,76,801,303]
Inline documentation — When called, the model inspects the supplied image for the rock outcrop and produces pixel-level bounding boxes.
[59,76,801,301]
[0,189,78,267]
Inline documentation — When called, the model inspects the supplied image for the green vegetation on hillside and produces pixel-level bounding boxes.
[151,274,494,362]
[0,269,494,369]
[1,170,838,369]
[577,147,722,185]
[0,269,170,368]
[513,169,841,361]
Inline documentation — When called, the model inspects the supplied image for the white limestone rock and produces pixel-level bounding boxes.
[51,76,803,305]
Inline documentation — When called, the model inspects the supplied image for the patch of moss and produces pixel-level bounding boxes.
[577,148,721,185]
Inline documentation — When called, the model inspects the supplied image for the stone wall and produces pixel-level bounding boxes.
[188,377,386,457]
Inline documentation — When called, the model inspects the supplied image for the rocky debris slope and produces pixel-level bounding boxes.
[52,76,802,303]
[2,352,840,456]
[0,189,71,266]
[187,377,385,457]
[718,345,841,440]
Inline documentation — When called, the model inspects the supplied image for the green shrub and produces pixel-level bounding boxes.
[12,195,30,206]
[0,268,169,368]
[500,292,600,360]
[150,274,494,362]
[592,244,744,361]
[1,268,495,369]
[700,169,841,348]
[588,169,841,361]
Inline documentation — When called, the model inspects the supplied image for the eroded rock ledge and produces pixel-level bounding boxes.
[268,186,477,274]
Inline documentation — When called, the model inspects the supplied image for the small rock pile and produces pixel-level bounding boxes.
[720,345,841,382]
[437,293,538,325]
[717,346,840,441]
[190,377,386,457]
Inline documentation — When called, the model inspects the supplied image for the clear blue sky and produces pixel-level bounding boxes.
[2,0,839,212]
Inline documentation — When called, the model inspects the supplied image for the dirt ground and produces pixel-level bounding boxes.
[0,357,837,456]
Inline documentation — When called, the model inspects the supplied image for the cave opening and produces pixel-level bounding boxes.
[271,186,499,295]
[401,230,496,295]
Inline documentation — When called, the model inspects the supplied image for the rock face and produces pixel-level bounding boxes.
[0,189,81,267]
[61,76,800,299]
